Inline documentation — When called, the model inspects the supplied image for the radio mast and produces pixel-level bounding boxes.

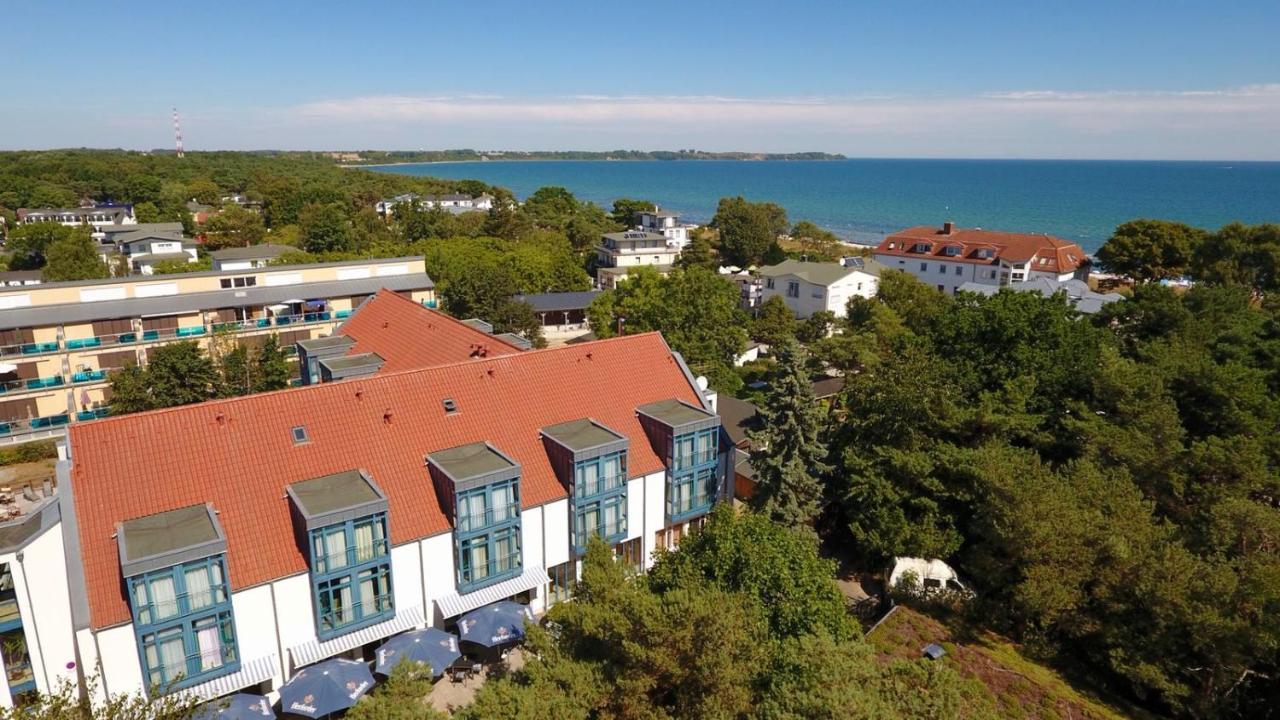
[172,108,185,158]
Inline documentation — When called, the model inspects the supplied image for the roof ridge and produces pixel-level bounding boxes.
[370,289,526,351]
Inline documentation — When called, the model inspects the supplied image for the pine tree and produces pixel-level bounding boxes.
[747,340,832,533]
[253,335,292,392]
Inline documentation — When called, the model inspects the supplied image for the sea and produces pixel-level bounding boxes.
[367,159,1280,253]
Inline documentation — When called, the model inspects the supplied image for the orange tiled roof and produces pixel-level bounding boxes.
[875,225,1088,274]
[338,289,522,372]
[68,332,702,629]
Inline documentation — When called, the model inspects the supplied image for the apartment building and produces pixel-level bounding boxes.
[0,257,436,445]
[595,231,681,289]
[873,222,1090,295]
[0,312,726,708]
[758,258,884,319]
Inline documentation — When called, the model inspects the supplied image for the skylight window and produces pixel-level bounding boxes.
[291,426,309,444]
[442,398,458,414]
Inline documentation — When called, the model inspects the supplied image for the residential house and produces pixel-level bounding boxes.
[209,244,295,272]
[0,257,436,445]
[634,207,696,250]
[118,235,199,275]
[758,259,883,319]
[595,231,680,289]
[873,222,1091,295]
[0,271,42,288]
[15,205,135,229]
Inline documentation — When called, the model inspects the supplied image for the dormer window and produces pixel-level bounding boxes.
[542,419,630,555]
[636,399,724,524]
[287,470,393,639]
[119,504,238,692]
[428,443,524,592]
[912,243,932,253]
[942,245,961,257]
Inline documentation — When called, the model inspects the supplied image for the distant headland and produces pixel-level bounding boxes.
[337,149,846,165]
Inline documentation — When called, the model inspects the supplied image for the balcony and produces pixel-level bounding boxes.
[669,490,715,522]
[456,504,520,535]
[672,448,719,471]
[18,342,58,355]
[25,375,64,390]
[576,472,627,499]
[67,330,139,348]
[76,407,111,422]
[71,369,108,384]
[0,413,74,434]
[64,337,102,350]
[335,309,353,319]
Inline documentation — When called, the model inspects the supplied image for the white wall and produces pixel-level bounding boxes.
[873,253,1001,294]
[229,584,284,684]
[0,525,79,708]
[419,533,455,629]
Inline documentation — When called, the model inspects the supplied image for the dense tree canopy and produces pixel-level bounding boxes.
[821,270,1280,718]
[1096,219,1207,282]
[588,266,748,389]
[712,196,787,266]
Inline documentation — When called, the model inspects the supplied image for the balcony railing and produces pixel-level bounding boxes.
[25,375,64,390]
[462,552,522,586]
[72,369,108,383]
[457,504,520,534]
[669,490,715,520]
[576,472,627,498]
[66,330,139,348]
[76,407,111,422]
[2,341,60,356]
[575,518,627,550]
[672,448,718,470]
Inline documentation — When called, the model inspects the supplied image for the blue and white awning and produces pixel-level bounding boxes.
[288,605,424,669]
[178,653,279,702]
[435,565,546,619]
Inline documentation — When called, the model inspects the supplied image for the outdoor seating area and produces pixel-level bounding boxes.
[191,600,536,719]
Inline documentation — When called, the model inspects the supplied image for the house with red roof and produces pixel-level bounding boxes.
[13,294,726,707]
[873,222,1091,295]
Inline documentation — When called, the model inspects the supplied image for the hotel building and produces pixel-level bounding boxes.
[873,222,1090,295]
[0,291,726,708]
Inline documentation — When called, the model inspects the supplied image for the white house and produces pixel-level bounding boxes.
[634,207,695,250]
[874,222,1090,295]
[16,205,135,229]
[5,296,729,710]
[119,235,199,275]
[209,244,295,272]
[757,259,883,319]
[595,231,681,289]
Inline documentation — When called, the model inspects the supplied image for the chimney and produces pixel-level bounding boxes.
[942,221,954,235]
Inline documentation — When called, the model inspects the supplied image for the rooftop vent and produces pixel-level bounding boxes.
[443,398,458,414]
[291,426,309,444]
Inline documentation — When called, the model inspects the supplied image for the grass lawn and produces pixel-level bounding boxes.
[867,606,1152,720]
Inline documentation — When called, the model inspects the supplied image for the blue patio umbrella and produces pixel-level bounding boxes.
[192,694,275,720]
[278,658,374,718]
[457,601,535,649]
[375,627,461,677]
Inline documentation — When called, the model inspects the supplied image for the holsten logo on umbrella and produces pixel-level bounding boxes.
[290,695,318,714]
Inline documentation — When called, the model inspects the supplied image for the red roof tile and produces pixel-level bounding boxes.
[68,332,702,629]
[339,289,522,372]
[875,225,1089,274]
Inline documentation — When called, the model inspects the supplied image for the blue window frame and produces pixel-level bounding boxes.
[574,495,627,551]
[667,429,720,522]
[455,479,522,592]
[127,556,239,691]
[458,526,522,590]
[307,513,394,639]
[671,429,717,472]
[572,451,627,554]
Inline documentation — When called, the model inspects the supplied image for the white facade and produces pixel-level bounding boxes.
[17,207,136,228]
[36,461,731,706]
[635,209,695,250]
[759,264,879,319]
[375,194,494,217]
[595,232,680,284]
[872,253,1079,295]
[122,238,199,276]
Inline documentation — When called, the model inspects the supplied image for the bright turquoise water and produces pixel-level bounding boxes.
[368,159,1280,252]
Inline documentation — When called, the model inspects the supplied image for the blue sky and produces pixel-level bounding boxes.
[5,1,1279,158]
